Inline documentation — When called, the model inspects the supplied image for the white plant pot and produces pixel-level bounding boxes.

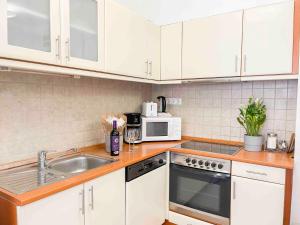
[244,135,263,152]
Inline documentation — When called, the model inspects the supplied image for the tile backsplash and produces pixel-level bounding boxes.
[152,80,298,142]
[0,72,151,164]
[0,72,298,165]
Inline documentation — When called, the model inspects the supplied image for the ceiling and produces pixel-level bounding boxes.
[115,0,289,25]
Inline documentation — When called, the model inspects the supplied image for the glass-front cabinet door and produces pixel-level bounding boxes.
[0,0,61,64]
[61,0,104,71]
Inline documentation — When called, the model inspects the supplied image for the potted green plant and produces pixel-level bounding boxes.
[237,97,266,152]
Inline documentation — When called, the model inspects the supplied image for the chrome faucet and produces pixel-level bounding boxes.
[38,148,79,170]
[38,150,48,170]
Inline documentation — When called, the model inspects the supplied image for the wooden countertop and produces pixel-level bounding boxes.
[0,137,294,206]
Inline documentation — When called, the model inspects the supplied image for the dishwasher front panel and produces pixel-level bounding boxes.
[126,165,167,225]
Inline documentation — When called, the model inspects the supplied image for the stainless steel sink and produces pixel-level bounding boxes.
[0,154,117,194]
[48,154,116,174]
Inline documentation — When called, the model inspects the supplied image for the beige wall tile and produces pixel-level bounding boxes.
[0,72,152,164]
[152,80,298,142]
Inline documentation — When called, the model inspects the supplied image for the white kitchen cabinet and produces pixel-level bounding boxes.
[231,162,285,225]
[161,23,182,80]
[16,169,125,225]
[17,185,84,225]
[0,0,61,64]
[60,0,105,71]
[242,1,294,76]
[105,0,147,79]
[85,169,125,225]
[145,21,161,80]
[0,0,104,70]
[105,0,160,80]
[182,11,243,79]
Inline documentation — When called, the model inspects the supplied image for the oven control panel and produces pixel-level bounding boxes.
[170,152,231,174]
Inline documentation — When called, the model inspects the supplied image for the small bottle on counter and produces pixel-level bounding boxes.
[110,120,120,156]
[266,133,277,151]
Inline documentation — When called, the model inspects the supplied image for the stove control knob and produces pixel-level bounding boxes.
[192,159,197,164]
[211,162,217,168]
[218,164,224,169]
[198,160,204,165]
[186,158,191,164]
[159,159,164,164]
[205,161,210,167]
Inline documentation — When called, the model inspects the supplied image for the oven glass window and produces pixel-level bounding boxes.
[170,164,230,218]
[146,122,168,136]
[177,176,221,212]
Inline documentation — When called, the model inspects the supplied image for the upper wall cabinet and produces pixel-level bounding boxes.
[105,0,147,79]
[0,0,104,70]
[105,0,160,80]
[145,21,161,80]
[61,0,105,71]
[182,11,243,79]
[0,0,61,64]
[242,1,295,76]
[161,23,182,81]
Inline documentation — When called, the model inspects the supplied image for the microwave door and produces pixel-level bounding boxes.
[145,121,169,140]
[169,164,231,218]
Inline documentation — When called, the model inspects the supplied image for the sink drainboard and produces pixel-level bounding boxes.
[0,167,67,194]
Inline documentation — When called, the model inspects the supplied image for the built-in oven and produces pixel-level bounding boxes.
[169,152,231,225]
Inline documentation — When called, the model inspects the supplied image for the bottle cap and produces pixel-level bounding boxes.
[113,120,117,129]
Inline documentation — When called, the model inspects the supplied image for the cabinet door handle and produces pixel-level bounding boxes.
[233,181,236,200]
[246,170,267,176]
[243,55,247,73]
[55,35,61,60]
[65,39,70,62]
[235,55,238,73]
[149,61,152,75]
[145,60,149,75]
[89,186,94,210]
[79,189,85,215]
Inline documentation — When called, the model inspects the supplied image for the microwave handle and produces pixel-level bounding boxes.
[170,163,230,180]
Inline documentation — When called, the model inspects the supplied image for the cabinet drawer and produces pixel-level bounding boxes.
[169,211,213,225]
[232,161,285,184]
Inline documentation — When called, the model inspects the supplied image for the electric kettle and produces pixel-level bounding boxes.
[157,96,166,113]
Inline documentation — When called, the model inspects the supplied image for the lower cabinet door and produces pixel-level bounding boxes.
[84,168,125,225]
[231,176,285,225]
[17,185,85,225]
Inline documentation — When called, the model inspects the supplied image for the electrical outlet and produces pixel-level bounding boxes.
[166,98,182,105]
[177,98,182,105]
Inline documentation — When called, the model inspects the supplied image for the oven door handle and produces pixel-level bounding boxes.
[170,163,230,180]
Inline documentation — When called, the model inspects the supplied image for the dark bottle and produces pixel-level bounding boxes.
[110,120,120,156]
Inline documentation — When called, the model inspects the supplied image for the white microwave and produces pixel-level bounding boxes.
[141,117,181,142]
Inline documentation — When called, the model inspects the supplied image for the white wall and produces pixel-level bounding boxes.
[115,0,288,25]
[291,78,300,225]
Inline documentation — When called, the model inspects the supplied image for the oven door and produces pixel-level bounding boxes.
[169,163,231,224]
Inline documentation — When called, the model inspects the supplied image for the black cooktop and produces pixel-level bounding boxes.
[176,141,241,155]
